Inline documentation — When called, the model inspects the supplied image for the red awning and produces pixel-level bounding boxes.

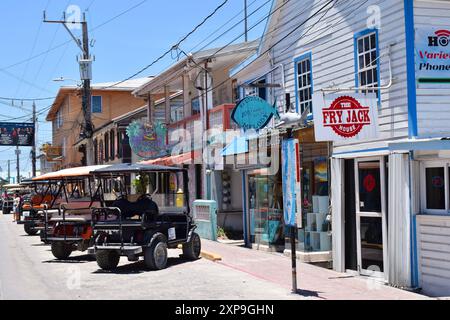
[140,151,201,166]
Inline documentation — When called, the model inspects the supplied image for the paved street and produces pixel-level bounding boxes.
[0,212,431,300]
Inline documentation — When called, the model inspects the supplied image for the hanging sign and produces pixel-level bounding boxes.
[282,138,301,228]
[312,93,379,142]
[231,96,279,131]
[415,27,450,84]
[0,122,35,146]
[126,120,167,159]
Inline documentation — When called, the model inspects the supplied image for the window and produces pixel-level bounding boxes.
[355,30,380,99]
[55,109,63,128]
[104,133,109,162]
[110,130,115,160]
[93,139,98,165]
[294,54,313,115]
[91,95,102,113]
[422,162,450,214]
[243,77,267,101]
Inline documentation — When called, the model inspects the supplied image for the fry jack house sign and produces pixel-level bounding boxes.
[312,93,379,142]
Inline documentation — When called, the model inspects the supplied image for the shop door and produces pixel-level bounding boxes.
[354,158,387,278]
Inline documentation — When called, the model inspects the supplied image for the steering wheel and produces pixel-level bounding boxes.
[115,193,128,201]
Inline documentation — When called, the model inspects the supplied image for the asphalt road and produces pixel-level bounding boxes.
[0,212,302,300]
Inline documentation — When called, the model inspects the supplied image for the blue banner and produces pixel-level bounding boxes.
[282,139,300,227]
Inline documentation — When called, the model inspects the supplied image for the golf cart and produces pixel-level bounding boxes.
[1,184,22,214]
[18,178,59,236]
[32,165,109,259]
[88,163,201,271]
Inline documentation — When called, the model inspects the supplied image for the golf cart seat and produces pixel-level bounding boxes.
[112,196,159,220]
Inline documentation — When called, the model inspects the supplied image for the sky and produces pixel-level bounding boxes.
[0,0,271,181]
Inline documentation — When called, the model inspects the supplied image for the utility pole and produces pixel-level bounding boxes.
[44,12,94,165]
[31,101,37,177]
[15,146,21,184]
[244,0,248,42]
[7,160,10,183]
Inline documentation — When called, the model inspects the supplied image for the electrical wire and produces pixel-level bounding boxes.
[98,0,230,89]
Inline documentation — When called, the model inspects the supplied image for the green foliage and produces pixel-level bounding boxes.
[132,174,149,194]
[217,226,226,239]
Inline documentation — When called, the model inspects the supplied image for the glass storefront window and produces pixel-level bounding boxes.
[248,171,284,248]
[426,167,445,210]
[358,161,382,213]
[298,142,331,253]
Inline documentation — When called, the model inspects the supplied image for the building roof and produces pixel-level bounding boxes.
[46,77,153,121]
[133,40,259,96]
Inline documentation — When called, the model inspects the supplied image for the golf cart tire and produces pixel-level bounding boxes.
[96,250,120,271]
[144,233,168,270]
[183,232,201,260]
[51,242,73,260]
[24,222,38,236]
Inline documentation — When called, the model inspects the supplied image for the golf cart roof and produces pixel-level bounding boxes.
[33,165,110,181]
[20,178,48,185]
[90,163,185,175]
[3,184,22,189]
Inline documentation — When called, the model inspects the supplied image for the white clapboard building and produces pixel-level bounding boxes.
[231,0,450,296]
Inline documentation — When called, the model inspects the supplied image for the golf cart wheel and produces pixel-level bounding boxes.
[96,250,120,271]
[51,242,73,260]
[3,208,10,215]
[182,232,201,260]
[24,222,38,236]
[144,233,168,270]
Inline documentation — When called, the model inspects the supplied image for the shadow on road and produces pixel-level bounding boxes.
[294,289,324,299]
[42,254,96,264]
[92,256,197,274]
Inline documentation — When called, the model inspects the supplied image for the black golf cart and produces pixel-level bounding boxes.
[88,163,201,271]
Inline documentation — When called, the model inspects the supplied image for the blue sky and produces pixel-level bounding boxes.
[0,0,271,180]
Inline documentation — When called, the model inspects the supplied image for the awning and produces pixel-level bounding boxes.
[221,136,248,157]
[140,151,201,166]
[389,138,450,151]
[33,165,110,181]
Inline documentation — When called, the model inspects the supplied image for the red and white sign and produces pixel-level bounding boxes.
[312,93,379,142]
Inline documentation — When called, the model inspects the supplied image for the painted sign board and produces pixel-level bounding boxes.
[415,27,450,84]
[312,93,379,142]
[0,122,35,146]
[282,138,301,228]
[231,96,279,131]
[126,120,167,159]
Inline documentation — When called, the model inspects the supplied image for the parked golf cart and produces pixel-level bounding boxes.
[1,184,21,214]
[32,165,109,259]
[18,179,59,236]
[88,163,201,271]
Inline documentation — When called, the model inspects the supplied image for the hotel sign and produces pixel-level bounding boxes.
[416,27,450,83]
[312,93,379,142]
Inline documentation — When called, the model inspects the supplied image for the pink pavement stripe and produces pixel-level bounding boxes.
[201,239,431,300]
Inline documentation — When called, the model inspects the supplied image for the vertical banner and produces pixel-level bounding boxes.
[282,138,301,228]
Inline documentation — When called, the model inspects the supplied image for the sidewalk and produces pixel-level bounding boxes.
[201,240,431,300]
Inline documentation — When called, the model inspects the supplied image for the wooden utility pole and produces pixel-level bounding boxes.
[31,101,37,177]
[15,146,21,183]
[7,160,10,183]
[44,12,94,165]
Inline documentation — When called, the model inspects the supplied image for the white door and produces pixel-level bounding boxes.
[354,157,387,278]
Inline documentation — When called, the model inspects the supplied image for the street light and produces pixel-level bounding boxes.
[52,77,81,84]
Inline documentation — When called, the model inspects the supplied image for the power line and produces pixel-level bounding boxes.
[0,0,150,72]
[99,0,230,89]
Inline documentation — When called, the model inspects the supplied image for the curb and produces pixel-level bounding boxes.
[176,244,222,262]
[200,250,222,262]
